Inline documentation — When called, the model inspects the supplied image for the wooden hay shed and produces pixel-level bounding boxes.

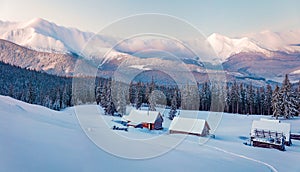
[250,119,291,151]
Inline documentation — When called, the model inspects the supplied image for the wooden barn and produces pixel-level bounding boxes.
[122,110,163,130]
[250,119,291,151]
[169,117,210,137]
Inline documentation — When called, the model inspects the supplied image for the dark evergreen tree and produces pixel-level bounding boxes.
[211,82,219,112]
[239,84,246,114]
[27,82,35,104]
[114,82,127,116]
[230,81,239,113]
[105,80,113,113]
[134,82,142,109]
[225,84,230,113]
[61,85,69,109]
[106,102,116,115]
[149,91,157,111]
[52,89,61,110]
[8,84,14,98]
[100,82,108,108]
[254,88,261,114]
[272,85,282,119]
[200,82,211,111]
[44,95,52,109]
[246,83,255,114]
[148,79,156,111]
[264,84,273,115]
[259,87,265,115]
[169,90,178,120]
[95,86,101,105]
[145,83,151,104]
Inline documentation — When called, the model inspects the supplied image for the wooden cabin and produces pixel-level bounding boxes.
[122,109,163,130]
[250,119,291,151]
[169,117,210,137]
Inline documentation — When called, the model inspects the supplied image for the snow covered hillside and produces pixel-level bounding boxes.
[1,95,300,172]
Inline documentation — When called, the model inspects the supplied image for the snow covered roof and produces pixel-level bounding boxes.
[251,120,291,140]
[122,109,161,124]
[260,118,280,123]
[178,110,199,118]
[169,117,210,135]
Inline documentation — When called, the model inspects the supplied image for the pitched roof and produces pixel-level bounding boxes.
[122,109,161,124]
[260,118,280,123]
[169,117,210,134]
[251,120,291,140]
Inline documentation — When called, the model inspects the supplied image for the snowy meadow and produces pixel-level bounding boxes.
[1,95,300,172]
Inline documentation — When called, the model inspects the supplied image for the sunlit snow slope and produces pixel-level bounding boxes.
[1,96,300,172]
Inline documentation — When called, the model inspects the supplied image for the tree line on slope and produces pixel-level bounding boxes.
[1,61,299,118]
[0,62,72,110]
[95,75,299,119]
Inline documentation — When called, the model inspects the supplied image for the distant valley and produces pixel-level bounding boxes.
[1,18,300,85]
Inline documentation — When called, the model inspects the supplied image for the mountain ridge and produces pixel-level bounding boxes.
[0,39,80,76]
[1,18,300,62]
[1,18,300,83]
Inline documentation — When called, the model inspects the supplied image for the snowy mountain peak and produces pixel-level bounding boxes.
[0,18,95,54]
[20,17,49,28]
[207,33,270,61]
[208,33,231,41]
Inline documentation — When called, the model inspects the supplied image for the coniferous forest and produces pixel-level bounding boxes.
[0,62,73,110]
[1,61,299,118]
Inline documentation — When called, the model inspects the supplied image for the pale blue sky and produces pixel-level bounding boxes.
[1,0,299,36]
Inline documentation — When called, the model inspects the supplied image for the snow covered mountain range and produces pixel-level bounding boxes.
[1,18,300,82]
[1,18,300,60]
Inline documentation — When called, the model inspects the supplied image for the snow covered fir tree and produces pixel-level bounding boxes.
[272,75,299,119]
[169,90,178,120]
